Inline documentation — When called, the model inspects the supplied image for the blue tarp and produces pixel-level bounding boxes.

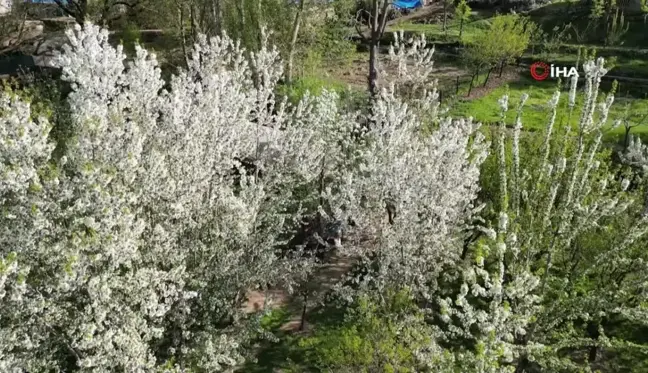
[392,0,422,9]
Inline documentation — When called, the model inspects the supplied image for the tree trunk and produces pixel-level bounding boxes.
[467,67,478,96]
[286,0,306,85]
[236,0,245,43]
[178,5,190,69]
[367,0,390,98]
[443,1,448,33]
[514,333,531,373]
[586,321,600,364]
[483,66,493,87]
[369,42,378,97]
[499,60,505,77]
[190,4,200,42]
[459,18,464,38]
[256,0,263,48]
[368,0,380,98]
[76,0,88,24]
[514,356,529,373]
[100,0,111,27]
[212,0,222,35]
[299,292,308,331]
[624,126,632,150]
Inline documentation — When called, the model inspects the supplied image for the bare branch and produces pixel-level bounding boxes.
[378,0,391,38]
[354,10,371,42]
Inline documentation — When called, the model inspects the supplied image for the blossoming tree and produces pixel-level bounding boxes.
[0,22,487,371]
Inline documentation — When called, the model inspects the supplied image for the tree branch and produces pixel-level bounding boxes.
[354,9,370,41]
[378,0,391,38]
[52,0,77,18]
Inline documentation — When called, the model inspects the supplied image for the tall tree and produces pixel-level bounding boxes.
[286,0,307,84]
[454,0,470,40]
[355,0,391,98]
[442,0,451,33]
[53,0,139,25]
[463,14,532,87]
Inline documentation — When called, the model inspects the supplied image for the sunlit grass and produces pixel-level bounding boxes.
[388,17,492,44]
[447,76,648,145]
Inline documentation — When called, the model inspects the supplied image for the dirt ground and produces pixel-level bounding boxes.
[242,252,356,332]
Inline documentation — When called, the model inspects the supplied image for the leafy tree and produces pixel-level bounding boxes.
[605,8,629,46]
[52,0,144,25]
[619,102,648,150]
[442,0,452,34]
[289,1,357,85]
[537,23,572,61]
[454,0,471,40]
[353,0,391,98]
[464,14,533,87]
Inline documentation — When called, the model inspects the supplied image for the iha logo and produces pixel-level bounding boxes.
[530,62,579,81]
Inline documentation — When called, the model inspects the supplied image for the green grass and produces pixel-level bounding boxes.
[527,2,648,49]
[449,77,559,129]
[388,17,493,44]
[522,49,648,81]
[447,76,648,144]
[387,2,648,49]
[277,74,353,103]
[240,304,349,372]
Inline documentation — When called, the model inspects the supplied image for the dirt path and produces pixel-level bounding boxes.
[389,4,443,26]
[462,70,521,100]
[242,252,356,332]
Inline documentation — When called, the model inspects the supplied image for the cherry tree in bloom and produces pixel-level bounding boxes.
[434,59,648,372]
[0,22,488,370]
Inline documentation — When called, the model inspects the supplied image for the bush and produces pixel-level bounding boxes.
[298,289,434,373]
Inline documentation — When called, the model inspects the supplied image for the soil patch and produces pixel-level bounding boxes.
[242,252,356,332]
[463,70,522,100]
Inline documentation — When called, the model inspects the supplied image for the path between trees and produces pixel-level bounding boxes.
[242,252,356,332]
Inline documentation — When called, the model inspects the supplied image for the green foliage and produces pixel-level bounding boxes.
[309,18,356,69]
[277,75,347,104]
[332,0,357,22]
[259,308,292,331]
[590,0,606,21]
[454,0,471,39]
[292,3,357,80]
[464,14,534,70]
[605,9,630,46]
[450,77,648,144]
[454,0,471,22]
[298,288,432,372]
[119,22,142,54]
[535,23,573,61]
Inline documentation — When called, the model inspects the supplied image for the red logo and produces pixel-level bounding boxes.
[530,62,550,81]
